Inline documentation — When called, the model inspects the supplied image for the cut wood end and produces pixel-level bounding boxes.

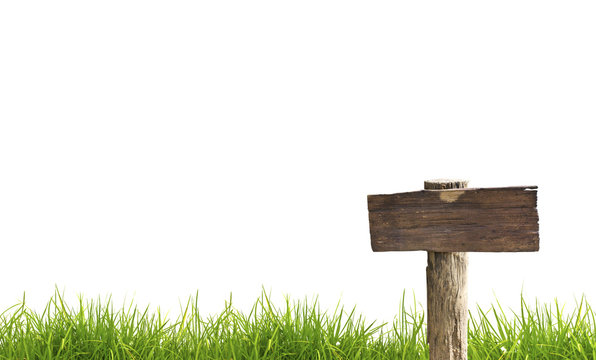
[424,179,469,190]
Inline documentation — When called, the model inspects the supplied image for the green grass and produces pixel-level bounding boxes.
[1,290,595,359]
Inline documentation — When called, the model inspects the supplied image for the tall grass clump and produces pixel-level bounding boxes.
[468,296,596,359]
[1,289,595,359]
[0,290,421,360]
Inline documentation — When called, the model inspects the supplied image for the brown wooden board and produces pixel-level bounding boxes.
[368,186,539,252]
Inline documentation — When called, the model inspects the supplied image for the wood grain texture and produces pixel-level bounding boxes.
[368,186,539,252]
[427,251,468,360]
[424,179,468,360]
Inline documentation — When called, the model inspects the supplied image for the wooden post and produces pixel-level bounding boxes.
[367,179,539,359]
[425,177,469,360]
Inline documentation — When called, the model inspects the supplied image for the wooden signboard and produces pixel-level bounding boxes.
[368,186,539,252]
[367,180,540,360]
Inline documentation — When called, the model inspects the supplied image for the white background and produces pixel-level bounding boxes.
[1,1,595,324]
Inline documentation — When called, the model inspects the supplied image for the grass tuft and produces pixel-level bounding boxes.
[1,289,595,359]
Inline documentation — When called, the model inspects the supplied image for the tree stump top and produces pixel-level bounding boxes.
[424,179,469,190]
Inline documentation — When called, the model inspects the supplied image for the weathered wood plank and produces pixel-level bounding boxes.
[368,186,539,252]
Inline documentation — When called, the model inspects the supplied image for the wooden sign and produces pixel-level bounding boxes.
[368,186,539,252]
[368,180,540,360]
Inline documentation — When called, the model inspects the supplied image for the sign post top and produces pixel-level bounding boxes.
[424,179,469,189]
